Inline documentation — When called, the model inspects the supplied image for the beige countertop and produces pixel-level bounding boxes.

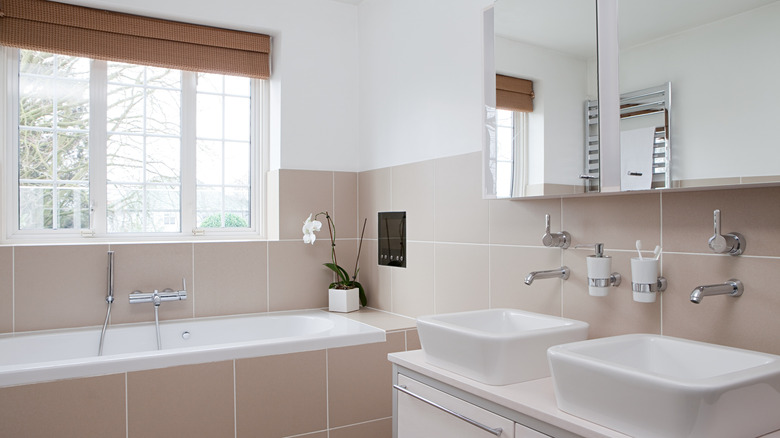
[388,349,780,438]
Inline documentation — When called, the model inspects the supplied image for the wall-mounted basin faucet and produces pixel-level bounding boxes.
[690,279,743,304]
[542,214,571,249]
[525,266,570,285]
[708,209,746,255]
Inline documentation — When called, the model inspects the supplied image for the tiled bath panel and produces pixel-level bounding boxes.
[0,329,417,438]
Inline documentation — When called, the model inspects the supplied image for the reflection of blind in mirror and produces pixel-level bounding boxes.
[496,110,528,198]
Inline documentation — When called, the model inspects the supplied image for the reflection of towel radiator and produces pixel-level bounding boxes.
[584,82,672,192]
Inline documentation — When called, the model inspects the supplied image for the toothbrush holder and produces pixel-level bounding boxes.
[630,257,667,303]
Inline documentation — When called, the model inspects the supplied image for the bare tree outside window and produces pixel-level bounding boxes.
[16,49,254,235]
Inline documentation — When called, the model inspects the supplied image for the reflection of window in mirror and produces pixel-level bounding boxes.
[495,109,528,198]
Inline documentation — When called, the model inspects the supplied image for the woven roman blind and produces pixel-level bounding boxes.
[0,0,271,79]
[496,74,534,112]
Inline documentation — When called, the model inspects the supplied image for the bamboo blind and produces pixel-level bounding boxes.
[496,74,534,112]
[0,0,271,78]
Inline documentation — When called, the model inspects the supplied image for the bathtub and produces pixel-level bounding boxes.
[0,310,385,388]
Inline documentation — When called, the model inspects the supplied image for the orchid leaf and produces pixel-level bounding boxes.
[324,262,350,284]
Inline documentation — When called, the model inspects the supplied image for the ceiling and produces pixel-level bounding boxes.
[494,0,779,58]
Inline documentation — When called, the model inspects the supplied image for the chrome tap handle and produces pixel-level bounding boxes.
[708,210,746,255]
[542,214,571,249]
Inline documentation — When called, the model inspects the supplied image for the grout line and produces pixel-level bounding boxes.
[125,373,129,438]
[11,247,15,333]
[233,359,238,438]
[324,349,330,436]
[191,242,195,318]
[266,241,271,312]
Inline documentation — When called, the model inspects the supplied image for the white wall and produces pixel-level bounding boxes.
[57,0,361,172]
[619,2,780,180]
[495,37,592,186]
[357,0,492,170]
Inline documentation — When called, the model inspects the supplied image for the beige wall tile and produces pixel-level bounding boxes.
[328,331,405,427]
[358,167,392,240]
[392,160,435,242]
[434,243,490,314]
[434,152,489,244]
[110,243,194,324]
[489,198,562,246]
[562,192,661,251]
[662,186,780,256]
[662,253,780,354]
[268,240,332,311]
[0,374,125,438]
[128,361,234,438]
[562,250,661,339]
[329,418,392,438]
[490,246,562,316]
[278,170,334,240]
[0,247,12,333]
[194,241,268,317]
[15,244,110,331]
[406,329,421,350]
[358,240,392,311]
[391,242,435,317]
[335,171,359,239]
[237,350,327,438]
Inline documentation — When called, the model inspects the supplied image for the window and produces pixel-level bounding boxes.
[8,48,263,240]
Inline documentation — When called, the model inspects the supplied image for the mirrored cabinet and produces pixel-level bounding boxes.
[484,0,780,199]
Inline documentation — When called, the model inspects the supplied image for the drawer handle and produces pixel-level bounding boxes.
[393,384,503,436]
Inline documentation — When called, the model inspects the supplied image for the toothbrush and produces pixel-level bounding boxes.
[636,240,643,260]
[654,245,662,260]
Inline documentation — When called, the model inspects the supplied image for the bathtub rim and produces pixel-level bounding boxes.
[0,309,386,388]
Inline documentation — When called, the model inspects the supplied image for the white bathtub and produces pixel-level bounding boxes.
[0,310,385,388]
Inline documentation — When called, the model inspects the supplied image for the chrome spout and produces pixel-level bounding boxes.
[690,279,743,304]
[524,266,570,285]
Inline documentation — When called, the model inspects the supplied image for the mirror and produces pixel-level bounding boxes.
[485,0,780,199]
[485,0,598,198]
[618,0,780,189]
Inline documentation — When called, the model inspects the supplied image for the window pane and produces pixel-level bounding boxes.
[57,132,89,181]
[146,185,180,232]
[19,77,54,128]
[107,84,144,133]
[196,140,222,185]
[224,76,250,96]
[145,67,181,89]
[56,79,89,130]
[107,134,144,183]
[19,186,52,230]
[224,142,249,186]
[107,184,143,232]
[146,137,180,183]
[224,96,250,141]
[196,94,223,138]
[107,62,146,85]
[146,88,181,135]
[19,129,54,181]
[197,73,223,94]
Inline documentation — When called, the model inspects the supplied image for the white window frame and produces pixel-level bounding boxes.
[1,47,268,243]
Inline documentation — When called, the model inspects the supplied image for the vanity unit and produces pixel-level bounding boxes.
[389,349,780,438]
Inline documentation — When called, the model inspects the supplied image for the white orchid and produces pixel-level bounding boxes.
[302,213,322,244]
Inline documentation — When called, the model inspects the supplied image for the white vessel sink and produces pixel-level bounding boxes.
[548,334,780,438]
[417,308,588,385]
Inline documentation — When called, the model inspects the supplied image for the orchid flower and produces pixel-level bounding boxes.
[302,213,322,244]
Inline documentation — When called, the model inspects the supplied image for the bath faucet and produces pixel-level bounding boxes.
[690,279,743,304]
[524,266,570,285]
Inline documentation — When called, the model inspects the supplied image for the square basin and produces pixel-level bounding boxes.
[417,308,588,385]
[548,334,780,438]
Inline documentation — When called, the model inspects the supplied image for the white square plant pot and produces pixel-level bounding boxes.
[329,288,359,313]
